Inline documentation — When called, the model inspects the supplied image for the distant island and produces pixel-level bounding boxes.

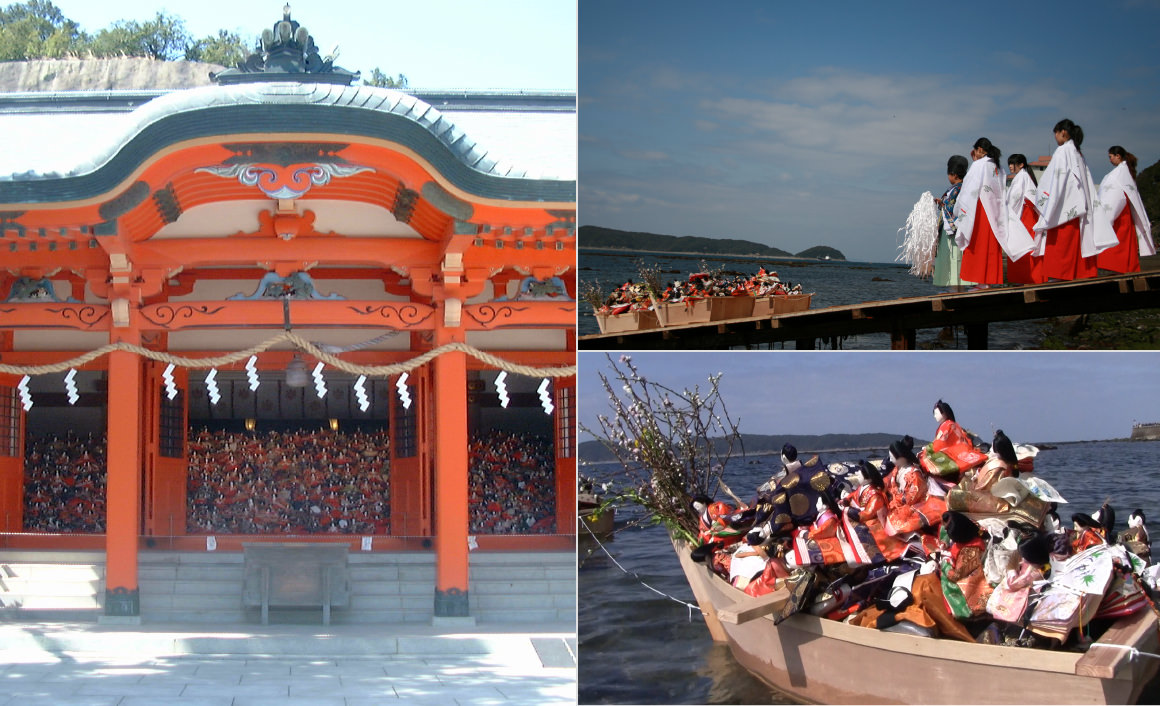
[579,432,917,464]
[580,225,847,261]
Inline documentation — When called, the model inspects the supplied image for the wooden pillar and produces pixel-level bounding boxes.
[104,346,143,619]
[433,345,470,619]
[966,323,989,350]
[0,379,25,533]
[554,377,576,535]
[891,328,917,350]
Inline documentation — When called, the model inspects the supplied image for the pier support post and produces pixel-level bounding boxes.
[966,323,989,350]
[890,328,916,350]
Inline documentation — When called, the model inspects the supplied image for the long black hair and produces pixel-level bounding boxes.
[1008,153,1037,187]
[1054,118,1084,153]
[973,137,1001,172]
[1109,145,1138,181]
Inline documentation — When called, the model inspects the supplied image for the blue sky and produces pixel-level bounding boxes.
[579,351,1160,444]
[579,0,1160,263]
[47,0,577,91]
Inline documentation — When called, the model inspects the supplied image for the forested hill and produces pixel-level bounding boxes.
[579,432,918,464]
[580,225,847,261]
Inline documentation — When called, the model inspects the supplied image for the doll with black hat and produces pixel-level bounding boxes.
[987,532,1052,624]
[939,511,993,618]
[884,436,947,538]
[947,429,1019,516]
[840,460,910,562]
[1118,509,1151,561]
[920,399,988,479]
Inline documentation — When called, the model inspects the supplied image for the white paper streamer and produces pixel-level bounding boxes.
[495,370,509,408]
[162,363,178,400]
[354,375,370,412]
[896,190,940,277]
[245,355,260,391]
[312,362,327,399]
[538,378,554,415]
[64,369,79,405]
[396,372,411,410]
[205,368,221,405]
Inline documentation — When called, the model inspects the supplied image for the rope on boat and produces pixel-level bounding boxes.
[1085,642,1160,662]
[585,525,705,621]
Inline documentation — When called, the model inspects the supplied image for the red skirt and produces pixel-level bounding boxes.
[958,199,1004,285]
[1043,220,1097,280]
[1095,201,1139,273]
[1006,200,1044,284]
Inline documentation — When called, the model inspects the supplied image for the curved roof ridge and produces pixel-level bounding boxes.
[1,82,560,183]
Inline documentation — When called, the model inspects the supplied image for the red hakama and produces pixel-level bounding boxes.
[1006,200,1044,284]
[958,199,1004,285]
[1043,220,1097,280]
[1095,199,1140,273]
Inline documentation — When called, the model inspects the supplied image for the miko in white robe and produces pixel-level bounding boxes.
[1033,140,1117,280]
[955,157,1034,285]
[1094,161,1156,273]
[1005,168,1044,284]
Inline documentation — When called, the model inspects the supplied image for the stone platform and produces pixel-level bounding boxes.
[0,621,576,705]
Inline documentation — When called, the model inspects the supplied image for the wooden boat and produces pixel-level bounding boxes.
[672,537,1160,704]
[579,491,614,535]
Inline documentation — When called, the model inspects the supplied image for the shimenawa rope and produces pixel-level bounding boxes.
[0,330,576,378]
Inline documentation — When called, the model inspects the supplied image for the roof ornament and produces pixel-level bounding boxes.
[211,5,360,85]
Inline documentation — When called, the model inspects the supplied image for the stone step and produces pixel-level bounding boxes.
[0,550,575,624]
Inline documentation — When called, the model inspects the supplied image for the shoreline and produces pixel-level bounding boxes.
[579,247,851,265]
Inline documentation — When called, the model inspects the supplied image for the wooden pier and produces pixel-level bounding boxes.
[579,271,1160,350]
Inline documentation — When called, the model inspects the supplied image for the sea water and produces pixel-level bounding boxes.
[578,250,1050,349]
[577,439,1160,705]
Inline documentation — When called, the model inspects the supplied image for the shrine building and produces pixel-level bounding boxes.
[0,8,576,625]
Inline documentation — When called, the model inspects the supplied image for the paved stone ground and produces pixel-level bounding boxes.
[0,623,577,705]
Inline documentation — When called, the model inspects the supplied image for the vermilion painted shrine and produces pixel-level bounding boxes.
[0,9,576,622]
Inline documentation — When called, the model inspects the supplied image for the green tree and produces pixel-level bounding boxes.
[88,11,190,60]
[363,66,408,89]
[185,29,251,67]
[0,0,85,60]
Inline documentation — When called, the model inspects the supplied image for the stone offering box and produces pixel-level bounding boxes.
[242,543,351,625]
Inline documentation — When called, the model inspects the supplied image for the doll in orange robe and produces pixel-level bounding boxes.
[841,460,911,562]
[920,400,987,479]
[885,436,946,541]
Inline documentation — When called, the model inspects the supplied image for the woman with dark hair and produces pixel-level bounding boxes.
[1094,145,1155,273]
[1005,154,1044,284]
[956,138,1034,287]
[1032,119,1117,280]
[932,155,974,291]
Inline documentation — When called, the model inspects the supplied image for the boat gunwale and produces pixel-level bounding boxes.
[672,536,1157,679]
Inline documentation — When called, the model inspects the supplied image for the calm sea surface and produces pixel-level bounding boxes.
[577,439,1160,705]
[578,250,1050,349]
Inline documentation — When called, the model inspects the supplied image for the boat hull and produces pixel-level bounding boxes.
[672,538,1159,704]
